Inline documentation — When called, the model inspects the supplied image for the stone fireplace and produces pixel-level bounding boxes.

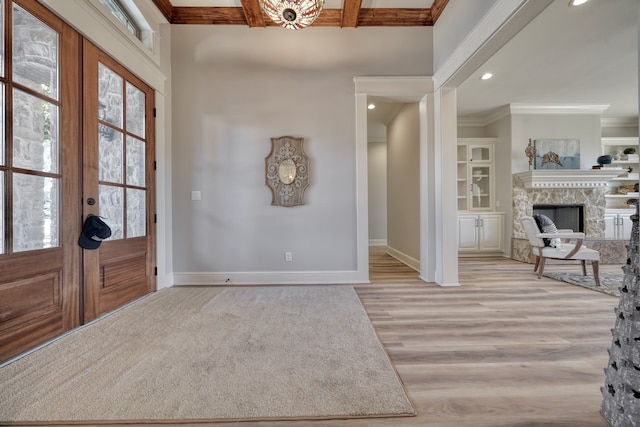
[511,169,627,264]
[532,204,585,232]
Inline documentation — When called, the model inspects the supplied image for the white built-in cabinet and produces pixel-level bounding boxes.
[604,210,633,240]
[601,137,638,240]
[457,140,495,211]
[457,139,504,254]
[458,213,505,253]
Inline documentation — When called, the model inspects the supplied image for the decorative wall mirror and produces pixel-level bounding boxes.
[265,136,310,207]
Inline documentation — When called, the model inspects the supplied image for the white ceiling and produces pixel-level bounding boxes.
[456,0,638,121]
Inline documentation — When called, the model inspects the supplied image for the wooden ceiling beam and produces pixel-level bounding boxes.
[240,0,266,27]
[357,9,433,26]
[341,0,362,28]
[430,0,449,23]
[151,0,174,22]
[155,2,441,27]
[172,7,249,25]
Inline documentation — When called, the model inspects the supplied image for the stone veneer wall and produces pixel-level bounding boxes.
[511,175,627,265]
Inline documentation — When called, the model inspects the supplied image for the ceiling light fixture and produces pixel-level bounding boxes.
[480,72,493,80]
[260,0,324,30]
[569,0,589,6]
[368,104,376,110]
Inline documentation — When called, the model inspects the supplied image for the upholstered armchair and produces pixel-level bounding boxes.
[521,216,600,286]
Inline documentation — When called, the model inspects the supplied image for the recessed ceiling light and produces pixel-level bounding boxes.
[569,0,589,6]
[480,73,493,80]
[368,104,376,110]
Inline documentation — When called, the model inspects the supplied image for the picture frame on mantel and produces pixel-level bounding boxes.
[534,139,581,170]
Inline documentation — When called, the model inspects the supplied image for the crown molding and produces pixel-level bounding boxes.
[353,76,433,100]
[457,104,624,127]
[508,103,611,115]
[601,117,639,128]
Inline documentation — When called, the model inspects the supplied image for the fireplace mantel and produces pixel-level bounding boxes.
[514,170,623,189]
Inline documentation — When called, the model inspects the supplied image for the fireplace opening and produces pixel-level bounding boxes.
[533,204,585,233]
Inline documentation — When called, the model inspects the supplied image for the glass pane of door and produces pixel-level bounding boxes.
[13,173,59,252]
[126,135,144,186]
[98,63,122,127]
[99,128,123,183]
[126,82,145,138]
[126,188,145,237]
[13,88,59,173]
[12,4,58,99]
[99,184,123,239]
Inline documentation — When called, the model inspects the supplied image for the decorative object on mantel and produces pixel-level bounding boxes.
[265,136,310,207]
[260,0,324,30]
[600,183,640,426]
[593,154,617,170]
[534,139,580,170]
[525,138,536,171]
[597,155,613,166]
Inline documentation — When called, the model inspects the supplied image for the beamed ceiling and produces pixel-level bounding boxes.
[151,0,448,27]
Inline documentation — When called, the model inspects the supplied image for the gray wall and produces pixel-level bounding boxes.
[511,114,602,173]
[367,139,387,244]
[386,103,420,263]
[171,26,432,277]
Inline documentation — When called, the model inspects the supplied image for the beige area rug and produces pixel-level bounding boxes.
[0,286,415,424]
[543,271,624,296]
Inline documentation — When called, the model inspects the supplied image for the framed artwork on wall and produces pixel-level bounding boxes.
[265,136,310,207]
[534,139,580,170]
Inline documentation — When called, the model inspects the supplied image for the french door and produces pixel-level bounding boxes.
[82,40,156,322]
[0,0,155,362]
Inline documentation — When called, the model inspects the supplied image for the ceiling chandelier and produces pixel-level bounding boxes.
[260,0,324,30]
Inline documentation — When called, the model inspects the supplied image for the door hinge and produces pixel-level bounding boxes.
[154,266,158,276]
[154,160,157,170]
[153,108,157,118]
[154,214,157,224]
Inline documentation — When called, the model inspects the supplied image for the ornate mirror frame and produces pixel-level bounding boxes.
[265,136,310,207]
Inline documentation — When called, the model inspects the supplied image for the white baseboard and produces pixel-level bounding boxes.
[172,270,369,286]
[385,246,420,272]
[368,239,388,246]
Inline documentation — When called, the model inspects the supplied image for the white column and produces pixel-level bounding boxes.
[432,87,459,286]
[355,92,370,283]
[419,93,435,282]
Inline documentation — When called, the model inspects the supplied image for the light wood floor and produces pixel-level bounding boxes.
[58,251,626,427]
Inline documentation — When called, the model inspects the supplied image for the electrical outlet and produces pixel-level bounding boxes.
[285,252,293,262]
[191,191,201,201]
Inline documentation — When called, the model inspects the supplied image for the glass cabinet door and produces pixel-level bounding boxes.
[470,165,492,209]
[469,145,491,162]
[457,144,468,210]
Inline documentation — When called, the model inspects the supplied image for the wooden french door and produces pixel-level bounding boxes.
[0,0,81,362]
[0,1,156,362]
[81,40,156,322]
